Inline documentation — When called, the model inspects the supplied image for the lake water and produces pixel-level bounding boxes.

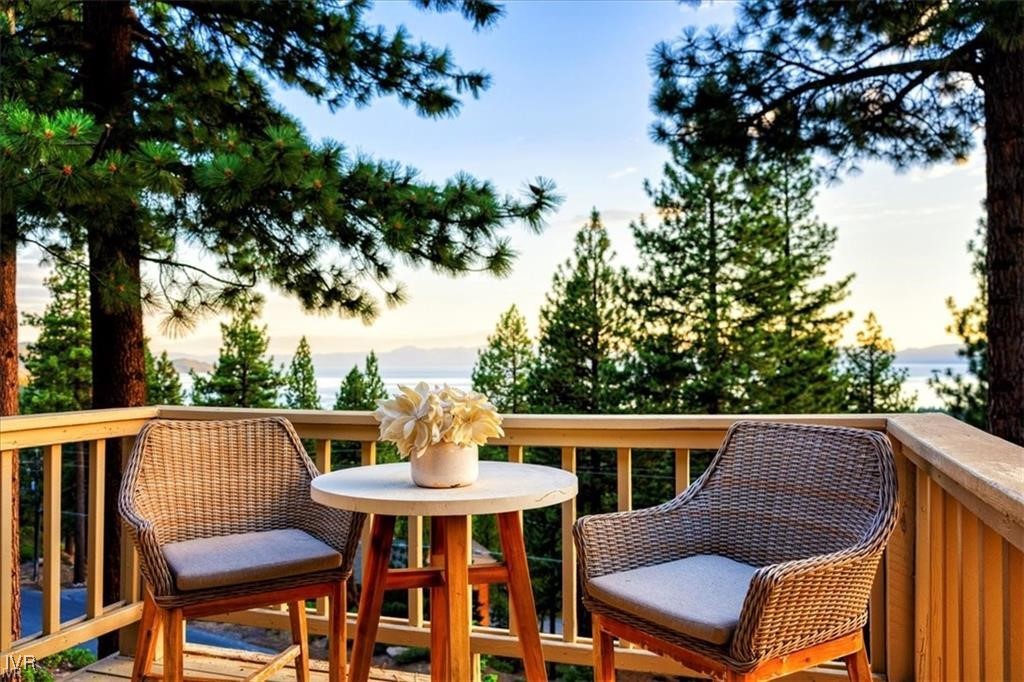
[180,362,970,411]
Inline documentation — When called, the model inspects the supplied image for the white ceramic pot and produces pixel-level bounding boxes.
[410,442,479,488]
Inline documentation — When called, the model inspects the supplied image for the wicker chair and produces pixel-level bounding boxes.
[574,421,898,682]
[119,418,365,682]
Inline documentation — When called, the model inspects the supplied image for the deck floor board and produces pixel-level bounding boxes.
[66,644,427,682]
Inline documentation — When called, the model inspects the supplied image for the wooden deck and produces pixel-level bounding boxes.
[66,644,428,682]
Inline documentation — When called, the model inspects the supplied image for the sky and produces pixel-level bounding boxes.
[16,0,985,357]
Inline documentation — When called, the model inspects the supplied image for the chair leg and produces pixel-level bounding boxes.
[591,615,615,682]
[288,601,311,682]
[162,607,184,682]
[328,581,348,682]
[843,644,872,682]
[131,591,162,680]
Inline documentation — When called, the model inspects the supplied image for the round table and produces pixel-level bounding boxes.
[312,461,578,682]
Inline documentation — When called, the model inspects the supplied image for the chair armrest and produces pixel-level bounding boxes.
[574,498,713,582]
[118,498,176,597]
[730,545,884,663]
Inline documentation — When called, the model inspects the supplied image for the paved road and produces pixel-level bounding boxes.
[20,587,273,654]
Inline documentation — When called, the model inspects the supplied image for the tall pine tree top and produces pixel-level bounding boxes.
[472,305,534,413]
[334,351,388,410]
[191,302,282,408]
[284,336,321,410]
[530,210,630,414]
[842,313,915,414]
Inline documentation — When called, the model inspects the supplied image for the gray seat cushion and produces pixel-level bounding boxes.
[588,554,757,646]
[162,528,342,592]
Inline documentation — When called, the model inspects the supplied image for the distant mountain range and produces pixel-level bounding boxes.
[16,342,965,383]
[893,344,963,364]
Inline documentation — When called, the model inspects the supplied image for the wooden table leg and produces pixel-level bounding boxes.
[498,512,548,681]
[431,515,471,682]
[349,514,396,682]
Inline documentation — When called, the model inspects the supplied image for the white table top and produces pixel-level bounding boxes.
[311,461,578,516]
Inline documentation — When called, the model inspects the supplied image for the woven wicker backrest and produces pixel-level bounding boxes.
[685,421,897,566]
[123,417,324,545]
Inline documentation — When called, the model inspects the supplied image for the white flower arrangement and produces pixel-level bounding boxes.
[373,383,504,458]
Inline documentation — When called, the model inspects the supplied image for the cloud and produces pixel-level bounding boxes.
[607,166,638,180]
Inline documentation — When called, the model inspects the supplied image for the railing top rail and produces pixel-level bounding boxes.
[887,413,1024,549]
[0,406,159,450]
[154,406,889,431]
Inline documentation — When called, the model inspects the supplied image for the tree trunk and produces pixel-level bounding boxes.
[983,41,1024,446]
[82,0,144,655]
[1,210,21,642]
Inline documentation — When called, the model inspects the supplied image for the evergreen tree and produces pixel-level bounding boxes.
[333,352,388,411]
[742,157,851,413]
[628,153,848,414]
[472,306,534,413]
[191,303,282,408]
[650,1,1024,443]
[526,210,630,635]
[21,250,92,414]
[628,159,762,414]
[841,313,915,413]
[530,210,630,415]
[930,224,988,428]
[363,352,387,409]
[284,336,321,410]
[20,248,92,585]
[144,346,183,406]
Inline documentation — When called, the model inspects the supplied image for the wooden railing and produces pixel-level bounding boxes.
[1,408,1021,680]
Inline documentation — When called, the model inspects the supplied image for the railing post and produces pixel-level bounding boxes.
[560,446,577,643]
[616,448,631,512]
[43,444,62,635]
[87,440,106,619]
[674,448,690,494]
[884,443,915,681]
[1,449,14,652]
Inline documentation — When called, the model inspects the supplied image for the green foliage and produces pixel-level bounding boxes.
[21,646,98,681]
[283,336,321,410]
[649,1,1017,170]
[333,351,388,410]
[529,210,631,415]
[841,313,916,413]
[472,305,535,413]
[191,303,282,408]
[2,3,561,332]
[930,224,988,428]
[628,153,849,414]
[21,249,91,414]
[145,345,184,406]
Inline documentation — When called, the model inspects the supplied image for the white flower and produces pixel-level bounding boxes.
[374,383,503,457]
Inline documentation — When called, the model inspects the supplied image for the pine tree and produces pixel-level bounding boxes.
[841,313,915,413]
[526,210,630,634]
[363,352,387,408]
[144,346,183,406]
[628,159,762,414]
[191,303,282,408]
[628,153,848,414]
[333,352,388,411]
[649,1,1024,443]
[930,224,988,428]
[530,210,630,415]
[283,337,321,410]
[472,306,534,413]
[741,157,851,413]
[20,248,92,585]
[22,250,92,414]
